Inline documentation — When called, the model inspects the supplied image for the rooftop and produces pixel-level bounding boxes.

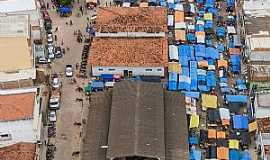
[0,142,36,160]
[89,37,168,67]
[0,14,29,38]
[94,7,167,33]
[107,81,165,160]
[0,37,32,72]
[250,65,270,82]
[248,36,270,51]
[257,117,270,133]
[0,0,36,13]
[0,92,35,121]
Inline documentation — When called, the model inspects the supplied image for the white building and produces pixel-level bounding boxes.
[0,87,42,148]
[0,0,43,40]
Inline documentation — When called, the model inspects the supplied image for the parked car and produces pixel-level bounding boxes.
[48,45,55,59]
[55,46,63,58]
[49,111,57,122]
[52,77,60,89]
[47,33,53,44]
[37,57,47,64]
[65,65,73,77]
[49,90,61,109]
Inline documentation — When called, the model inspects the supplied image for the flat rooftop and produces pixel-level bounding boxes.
[89,37,168,67]
[0,92,35,121]
[0,0,36,13]
[95,7,167,33]
[0,14,29,37]
[0,142,36,160]
[0,37,32,72]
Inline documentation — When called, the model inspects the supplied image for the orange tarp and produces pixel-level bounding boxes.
[198,60,208,68]
[217,147,229,160]
[208,129,217,139]
[175,11,184,23]
[196,31,205,37]
[217,131,226,139]
[222,119,230,126]
[229,48,241,55]
[175,30,186,41]
[218,60,228,69]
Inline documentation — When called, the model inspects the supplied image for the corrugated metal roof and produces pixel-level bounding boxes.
[107,81,165,159]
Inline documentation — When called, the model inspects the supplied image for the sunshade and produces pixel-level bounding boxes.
[190,114,199,128]
[175,11,184,22]
[202,94,218,108]
[208,129,217,139]
[218,59,228,68]
[204,13,213,21]
[168,62,181,73]
[248,121,257,132]
[175,30,186,41]
[198,60,208,68]
[229,48,241,55]
[233,115,248,129]
[217,147,229,160]
[217,131,226,139]
[229,139,239,149]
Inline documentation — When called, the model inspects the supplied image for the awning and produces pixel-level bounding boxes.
[229,48,241,55]
[217,131,226,139]
[204,13,213,21]
[185,91,200,99]
[208,129,217,139]
[217,147,229,160]
[248,121,257,132]
[202,94,218,108]
[174,11,184,22]
[229,139,239,149]
[217,59,228,68]
[226,95,248,103]
[168,62,181,73]
[190,114,199,128]
[233,115,248,129]
[198,60,208,68]
[175,30,186,41]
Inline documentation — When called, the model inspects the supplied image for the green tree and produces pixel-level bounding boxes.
[59,0,73,6]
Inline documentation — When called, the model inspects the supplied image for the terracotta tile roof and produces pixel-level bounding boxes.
[95,7,168,33]
[0,92,35,121]
[89,37,168,67]
[0,142,36,160]
[257,117,270,133]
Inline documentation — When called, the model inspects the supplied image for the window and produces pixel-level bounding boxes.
[145,69,152,71]
[157,69,162,71]
[98,68,103,71]
[0,134,12,141]
[108,68,115,71]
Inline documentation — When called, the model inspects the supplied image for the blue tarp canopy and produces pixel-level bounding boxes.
[168,3,175,9]
[207,7,218,16]
[187,33,196,42]
[216,26,226,37]
[182,67,190,77]
[101,74,114,81]
[185,91,200,98]
[190,61,198,91]
[230,55,241,73]
[206,47,219,59]
[226,95,248,103]
[178,82,191,91]
[217,43,225,53]
[169,72,178,82]
[227,0,235,7]
[179,45,195,66]
[190,148,202,160]
[205,0,214,7]
[221,87,231,93]
[189,136,199,145]
[195,44,206,57]
[204,20,213,29]
[59,6,72,14]
[240,151,252,160]
[207,71,216,87]
[236,79,247,90]
[196,24,204,32]
[91,81,104,91]
[220,77,228,83]
[229,149,240,160]
[168,81,177,91]
[233,115,248,129]
[232,65,241,74]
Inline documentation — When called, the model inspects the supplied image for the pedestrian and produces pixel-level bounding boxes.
[109,1,112,6]
[55,26,58,32]
[80,6,83,15]
[47,2,49,9]
[54,35,57,41]
[86,17,89,21]
[106,2,107,6]
[70,19,73,25]
[61,39,64,46]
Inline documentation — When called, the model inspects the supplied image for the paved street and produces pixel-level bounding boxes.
[46,1,93,159]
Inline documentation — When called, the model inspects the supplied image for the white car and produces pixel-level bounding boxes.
[49,111,57,122]
[49,97,60,109]
[37,57,47,64]
[52,77,60,89]
[65,65,73,77]
[48,45,55,59]
[47,33,53,44]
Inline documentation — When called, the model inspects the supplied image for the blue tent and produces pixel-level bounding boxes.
[182,67,190,77]
[216,26,226,37]
[240,151,252,160]
[230,55,241,73]
[101,74,114,82]
[169,72,178,82]
[205,0,214,7]
[178,82,191,91]
[226,95,248,103]
[229,149,240,160]
[217,43,225,53]
[221,87,231,93]
[232,65,241,74]
[233,115,249,129]
[196,24,204,32]
[179,57,189,67]
[185,91,200,98]
[207,7,218,16]
[236,79,247,90]
[190,61,198,91]
[207,71,216,87]
[195,44,206,57]
[220,77,228,83]
[187,33,196,42]
[227,0,235,7]
[190,148,202,160]
[206,47,219,59]
[91,81,104,91]
[189,136,199,145]
[168,81,177,91]
[204,20,213,30]
[59,6,72,14]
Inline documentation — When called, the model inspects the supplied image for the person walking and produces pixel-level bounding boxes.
[54,35,57,41]
[61,39,64,46]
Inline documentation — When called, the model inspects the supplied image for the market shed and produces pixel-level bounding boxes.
[107,81,166,160]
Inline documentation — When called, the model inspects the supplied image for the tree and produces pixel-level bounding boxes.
[59,0,73,6]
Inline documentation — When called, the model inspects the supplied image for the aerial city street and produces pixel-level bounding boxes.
[0,0,269,159]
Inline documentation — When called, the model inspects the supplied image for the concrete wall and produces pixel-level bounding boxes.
[92,66,164,77]
[0,68,36,82]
